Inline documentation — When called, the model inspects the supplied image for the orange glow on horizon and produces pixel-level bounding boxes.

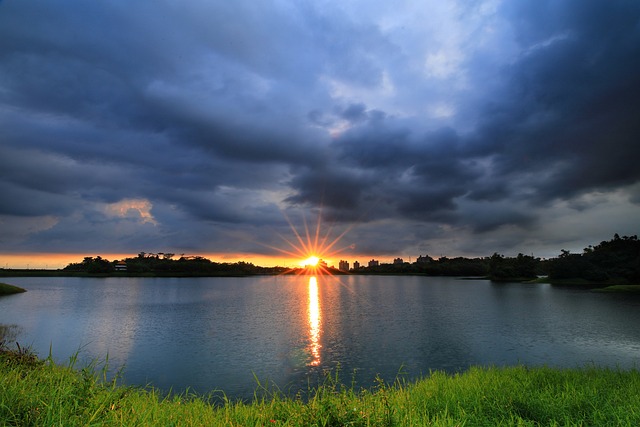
[0,253,137,270]
[0,212,365,270]
[0,253,306,270]
[300,255,320,267]
[0,252,339,270]
[0,251,398,270]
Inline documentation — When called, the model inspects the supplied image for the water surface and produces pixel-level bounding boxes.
[1,275,639,399]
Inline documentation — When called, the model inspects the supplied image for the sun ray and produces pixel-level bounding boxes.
[224,204,361,274]
[313,207,322,253]
[255,235,305,259]
[317,223,354,255]
[286,209,361,273]
[278,234,308,258]
[283,210,313,255]
[301,215,311,253]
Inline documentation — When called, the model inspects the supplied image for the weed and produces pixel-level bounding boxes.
[2,348,640,426]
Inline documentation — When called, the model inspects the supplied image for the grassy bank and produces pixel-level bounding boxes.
[2,347,640,426]
[0,282,26,296]
[531,276,640,290]
[593,285,640,293]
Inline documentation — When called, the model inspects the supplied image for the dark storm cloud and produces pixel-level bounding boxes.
[0,1,324,227]
[339,103,368,123]
[297,0,640,232]
[469,0,640,201]
[286,165,368,212]
[1,0,639,260]
[302,114,477,222]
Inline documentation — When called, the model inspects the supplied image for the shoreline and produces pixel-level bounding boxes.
[0,282,27,296]
[3,270,637,293]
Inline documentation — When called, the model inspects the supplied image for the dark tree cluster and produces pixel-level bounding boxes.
[488,253,540,281]
[63,253,286,276]
[548,234,640,283]
[360,257,489,276]
[63,256,114,274]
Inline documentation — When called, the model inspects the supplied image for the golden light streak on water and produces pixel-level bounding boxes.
[308,276,321,366]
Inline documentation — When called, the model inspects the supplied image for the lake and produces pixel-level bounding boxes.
[1,275,639,400]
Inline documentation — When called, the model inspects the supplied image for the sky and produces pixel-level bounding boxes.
[1,0,639,268]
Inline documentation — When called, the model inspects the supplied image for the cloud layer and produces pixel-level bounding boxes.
[1,0,639,263]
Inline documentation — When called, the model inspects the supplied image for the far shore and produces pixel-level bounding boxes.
[529,277,640,292]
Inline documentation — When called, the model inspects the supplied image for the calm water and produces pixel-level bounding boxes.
[2,275,639,400]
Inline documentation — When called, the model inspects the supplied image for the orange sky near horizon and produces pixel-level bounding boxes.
[0,252,374,270]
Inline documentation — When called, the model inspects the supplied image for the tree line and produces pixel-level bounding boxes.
[361,234,639,283]
[547,234,640,283]
[61,234,639,283]
[62,253,286,276]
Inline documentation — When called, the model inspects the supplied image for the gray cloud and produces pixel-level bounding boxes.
[1,0,639,262]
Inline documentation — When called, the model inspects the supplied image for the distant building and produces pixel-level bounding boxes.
[393,258,404,265]
[114,261,127,271]
[353,261,360,270]
[338,260,349,272]
[368,259,379,267]
[416,255,433,264]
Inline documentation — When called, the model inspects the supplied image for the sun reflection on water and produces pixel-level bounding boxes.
[308,276,321,366]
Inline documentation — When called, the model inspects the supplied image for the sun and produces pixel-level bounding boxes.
[254,208,356,274]
[300,256,320,267]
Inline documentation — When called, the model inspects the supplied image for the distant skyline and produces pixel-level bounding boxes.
[1,0,639,269]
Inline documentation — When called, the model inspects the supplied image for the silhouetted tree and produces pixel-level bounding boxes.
[63,256,114,273]
[488,253,539,280]
[548,234,640,283]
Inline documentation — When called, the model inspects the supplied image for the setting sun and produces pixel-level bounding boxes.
[300,256,320,267]
[254,208,356,273]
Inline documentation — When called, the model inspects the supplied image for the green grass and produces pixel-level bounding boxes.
[0,282,26,296]
[2,347,640,426]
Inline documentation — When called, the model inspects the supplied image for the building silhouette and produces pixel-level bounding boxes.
[416,255,433,264]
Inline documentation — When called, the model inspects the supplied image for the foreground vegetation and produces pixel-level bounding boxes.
[2,345,640,426]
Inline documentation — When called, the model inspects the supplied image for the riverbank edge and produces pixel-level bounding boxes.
[0,282,27,296]
[524,276,640,292]
[2,346,640,426]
